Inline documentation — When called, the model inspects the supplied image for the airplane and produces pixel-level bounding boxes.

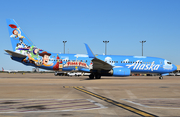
[5,19,177,79]
[2,67,18,73]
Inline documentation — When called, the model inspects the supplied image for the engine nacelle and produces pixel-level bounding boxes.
[110,67,131,76]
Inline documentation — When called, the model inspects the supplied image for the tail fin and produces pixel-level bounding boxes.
[2,67,4,71]
[6,19,34,51]
[84,43,96,58]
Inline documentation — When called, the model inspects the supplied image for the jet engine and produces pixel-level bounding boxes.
[109,67,131,76]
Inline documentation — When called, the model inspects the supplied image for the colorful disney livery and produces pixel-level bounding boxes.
[5,19,177,79]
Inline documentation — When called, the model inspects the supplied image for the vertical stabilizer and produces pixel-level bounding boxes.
[6,19,34,51]
[84,43,95,58]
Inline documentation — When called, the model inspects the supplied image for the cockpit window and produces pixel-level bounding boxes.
[167,62,172,64]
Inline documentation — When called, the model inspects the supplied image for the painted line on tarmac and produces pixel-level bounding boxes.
[122,99,180,110]
[63,86,85,88]
[73,87,158,117]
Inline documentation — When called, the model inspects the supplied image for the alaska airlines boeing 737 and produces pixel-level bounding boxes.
[5,19,177,79]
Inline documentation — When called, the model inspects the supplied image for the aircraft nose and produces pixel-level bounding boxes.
[173,64,177,71]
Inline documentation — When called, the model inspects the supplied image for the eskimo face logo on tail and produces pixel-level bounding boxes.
[126,60,160,71]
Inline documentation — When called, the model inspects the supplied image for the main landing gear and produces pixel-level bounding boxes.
[89,73,101,79]
[89,73,94,79]
[159,75,163,80]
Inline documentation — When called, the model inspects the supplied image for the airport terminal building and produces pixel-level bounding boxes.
[172,65,180,76]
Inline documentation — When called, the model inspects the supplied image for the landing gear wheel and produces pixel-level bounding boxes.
[159,76,163,79]
[54,72,58,76]
[89,73,94,79]
[95,74,101,79]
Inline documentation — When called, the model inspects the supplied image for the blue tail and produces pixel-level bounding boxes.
[6,19,34,51]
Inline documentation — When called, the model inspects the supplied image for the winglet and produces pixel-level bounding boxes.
[84,43,95,58]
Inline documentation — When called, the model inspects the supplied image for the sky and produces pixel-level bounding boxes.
[0,0,180,71]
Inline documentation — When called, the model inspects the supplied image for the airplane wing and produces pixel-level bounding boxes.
[5,50,27,58]
[84,44,113,70]
[91,58,113,70]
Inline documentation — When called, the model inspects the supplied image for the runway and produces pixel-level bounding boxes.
[0,73,180,117]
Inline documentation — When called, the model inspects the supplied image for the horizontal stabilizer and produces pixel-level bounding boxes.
[5,50,27,58]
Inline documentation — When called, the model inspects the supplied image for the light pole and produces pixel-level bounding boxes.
[63,41,67,54]
[139,41,146,56]
[103,41,109,55]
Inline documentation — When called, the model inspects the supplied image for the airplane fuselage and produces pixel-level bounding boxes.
[11,52,176,75]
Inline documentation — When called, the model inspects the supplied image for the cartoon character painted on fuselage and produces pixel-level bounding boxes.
[27,46,39,59]
[15,43,27,55]
[25,46,41,65]
[39,51,53,66]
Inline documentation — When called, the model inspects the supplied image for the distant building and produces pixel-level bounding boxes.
[32,68,39,72]
[169,65,180,76]
[174,65,180,76]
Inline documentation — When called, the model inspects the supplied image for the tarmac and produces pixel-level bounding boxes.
[0,73,180,117]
